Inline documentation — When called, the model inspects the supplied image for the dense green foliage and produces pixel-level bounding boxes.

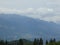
[46,38,60,45]
[0,38,60,45]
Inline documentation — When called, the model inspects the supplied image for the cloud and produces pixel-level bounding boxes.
[20,8,53,15]
[0,8,53,14]
[0,8,17,14]
[0,8,60,23]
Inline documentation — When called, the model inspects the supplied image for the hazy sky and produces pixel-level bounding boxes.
[0,0,60,23]
[0,0,60,9]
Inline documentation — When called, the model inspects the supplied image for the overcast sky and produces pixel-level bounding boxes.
[0,0,60,9]
[0,0,60,23]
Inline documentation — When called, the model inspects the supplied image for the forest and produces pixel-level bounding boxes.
[0,38,60,45]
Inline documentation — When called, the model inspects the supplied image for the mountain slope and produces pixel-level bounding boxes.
[0,14,60,41]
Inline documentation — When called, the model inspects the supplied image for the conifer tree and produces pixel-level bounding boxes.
[37,39,40,45]
[46,40,48,45]
[33,38,37,45]
[0,40,4,45]
[50,39,53,43]
[39,38,43,45]
[49,38,56,45]
[5,40,8,45]
[19,39,24,45]
[53,38,56,43]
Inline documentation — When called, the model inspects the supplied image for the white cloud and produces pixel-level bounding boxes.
[0,8,53,14]
[40,15,60,23]
[0,8,22,14]
[0,8,60,23]
[36,8,53,14]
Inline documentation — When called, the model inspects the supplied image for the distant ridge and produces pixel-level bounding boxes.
[0,14,60,41]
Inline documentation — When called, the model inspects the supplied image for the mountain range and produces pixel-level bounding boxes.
[0,14,60,41]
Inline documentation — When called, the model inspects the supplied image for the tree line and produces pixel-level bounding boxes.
[0,38,60,45]
[33,38,56,45]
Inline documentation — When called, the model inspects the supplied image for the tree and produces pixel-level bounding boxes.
[53,38,56,45]
[37,39,40,45]
[49,39,53,43]
[5,40,8,45]
[0,40,5,45]
[33,38,37,45]
[19,39,24,45]
[33,38,40,45]
[46,40,48,45]
[39,38,43,45]
[53,38,56,43]
[49,38,56,45]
